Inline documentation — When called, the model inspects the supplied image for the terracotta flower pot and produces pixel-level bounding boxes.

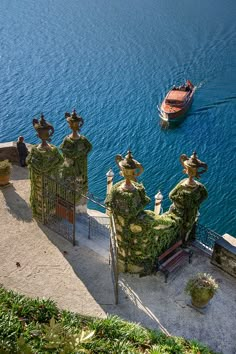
[0,174,10,186]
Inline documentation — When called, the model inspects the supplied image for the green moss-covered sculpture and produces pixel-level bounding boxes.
[106,181,181,274]
[106,178,207,275]
[60,136,92,194]
[26,145,63,219]
[106,181,150,218]
[168,178,208,239]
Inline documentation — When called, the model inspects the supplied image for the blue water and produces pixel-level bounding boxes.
[0,0,235,235]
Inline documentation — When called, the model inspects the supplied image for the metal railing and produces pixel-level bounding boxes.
[109,214,119,304]
[194,223,222,253]
[88,215,110,239]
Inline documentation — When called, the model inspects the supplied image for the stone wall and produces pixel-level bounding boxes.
[0,141,33,163]
[211,234,236,278]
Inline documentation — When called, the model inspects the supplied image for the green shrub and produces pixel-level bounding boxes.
[0,160,11,176]
[0,287,217,354]
[185,273,219,297]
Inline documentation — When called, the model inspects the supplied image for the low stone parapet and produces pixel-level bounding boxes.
[211,233,236,278]
[0,141,33,163]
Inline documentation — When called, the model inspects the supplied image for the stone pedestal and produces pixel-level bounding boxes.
[211,234,236,278]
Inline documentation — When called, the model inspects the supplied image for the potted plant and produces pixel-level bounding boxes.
[0,160,12,186]
[185,273,218,308]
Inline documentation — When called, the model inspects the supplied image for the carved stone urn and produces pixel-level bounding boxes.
[180,151,208,187]
[65,109,84,140]
[115,150,144,191]
[32,113,54,150]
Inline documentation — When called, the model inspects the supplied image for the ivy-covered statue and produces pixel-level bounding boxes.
[106,150,208,275]
[60,109,92,194]
[168,151,208,240]
[27,114,63,219]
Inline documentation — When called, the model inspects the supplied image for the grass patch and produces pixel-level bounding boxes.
[0,287,217,353]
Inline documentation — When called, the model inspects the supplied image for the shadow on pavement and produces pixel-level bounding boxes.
[10,164,29,181]
[2,184,32,222]
[39,222,169,333]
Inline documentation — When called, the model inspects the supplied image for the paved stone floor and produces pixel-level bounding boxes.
[0,165,236,354]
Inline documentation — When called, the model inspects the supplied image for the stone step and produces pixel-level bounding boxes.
[75,210,110,259]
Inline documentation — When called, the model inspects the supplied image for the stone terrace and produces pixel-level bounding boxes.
[0,165,235,354]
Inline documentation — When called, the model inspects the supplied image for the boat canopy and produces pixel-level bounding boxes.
[165,90,190,105]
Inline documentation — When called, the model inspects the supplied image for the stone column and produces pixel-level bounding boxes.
[60,110,92,214]
[154,190,163,215]
[106,168,114,215]
[168,180,208,241]
[105,180,151,273]
[27,115,62,220]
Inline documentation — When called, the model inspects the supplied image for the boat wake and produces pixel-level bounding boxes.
[194,80,207,90]
[157,105,168,120]
[193,96,236,114]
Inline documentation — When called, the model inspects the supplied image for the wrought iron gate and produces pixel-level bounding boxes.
[42,175,78,245]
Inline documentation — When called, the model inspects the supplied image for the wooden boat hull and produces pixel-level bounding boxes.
[160,85,195,121]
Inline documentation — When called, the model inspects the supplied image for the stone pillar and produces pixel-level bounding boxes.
[60,110,92,213]
[154,190,163,215]
[27,115,63,220]
[106,168,114,215]
[106,168,114,195]
[27,145,63,220]
[168,179,208,241]
[105,180,151,273]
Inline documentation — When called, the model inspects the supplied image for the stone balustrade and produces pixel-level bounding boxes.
[211,233,236,278]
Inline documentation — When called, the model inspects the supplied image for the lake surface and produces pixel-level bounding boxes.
[0,0,235,235]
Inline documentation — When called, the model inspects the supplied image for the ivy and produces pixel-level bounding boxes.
[60,136,92,194]
[26,145,63,175]
[26,145,63,218]
[169,179,208,236]
[27,137,93,219]
[107,179,208,275]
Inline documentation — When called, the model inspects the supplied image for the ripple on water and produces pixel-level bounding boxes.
[0,0,235,235]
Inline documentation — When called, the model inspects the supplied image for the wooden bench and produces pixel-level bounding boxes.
[156,240,193,283]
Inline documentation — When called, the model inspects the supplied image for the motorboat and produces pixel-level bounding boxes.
[160,80,195,121]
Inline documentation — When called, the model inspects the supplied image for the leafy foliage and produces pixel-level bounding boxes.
[0,286,217,353]
[106,181,182,274]
[26,145,63,218]
[60,135,92,194]
[169,180,208,237]
[185,273,219,297]
[106,178,208,275]
[27,145,63,175]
